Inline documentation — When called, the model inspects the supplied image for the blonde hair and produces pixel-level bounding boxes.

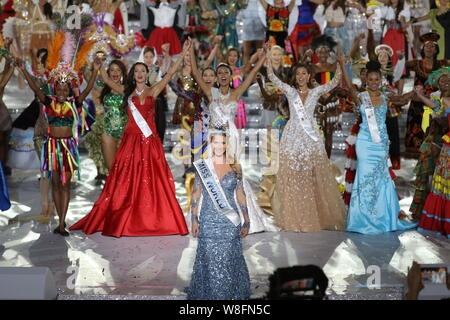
[209,131,242,180]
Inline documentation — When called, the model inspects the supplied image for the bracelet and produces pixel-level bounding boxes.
[191,214,199,224]
[242,221,250,229]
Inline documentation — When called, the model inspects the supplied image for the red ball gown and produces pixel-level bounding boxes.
[70,95,188,237]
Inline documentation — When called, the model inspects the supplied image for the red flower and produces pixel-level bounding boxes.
[267,7,275,17]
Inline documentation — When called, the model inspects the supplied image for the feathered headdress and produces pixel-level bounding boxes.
[83,13,134,59]
[47,31,96,88]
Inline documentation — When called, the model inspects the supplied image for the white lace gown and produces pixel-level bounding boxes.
[208,88,279,234]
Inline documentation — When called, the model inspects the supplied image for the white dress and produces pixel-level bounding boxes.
[208,88,279,233]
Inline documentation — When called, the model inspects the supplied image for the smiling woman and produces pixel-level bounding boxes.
[343,61,418,235]
[18,32,100,236]
[69,40,194,238]
[266,45,347,233]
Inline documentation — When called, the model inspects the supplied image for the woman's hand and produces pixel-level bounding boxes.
[213,35,223,45]
[264,43,272,61]
[336,45,346,65]
[161,43,170,56]
[93,56,103,72]
[182,37,192,56]
[15,58,25,72]
[191,221,199,238]
[240,222,249,238]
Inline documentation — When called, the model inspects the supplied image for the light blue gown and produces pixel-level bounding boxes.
[187,171,250,300]
[347,93,417,234]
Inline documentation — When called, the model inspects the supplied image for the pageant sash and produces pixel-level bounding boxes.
[193,159,240,227]
[293,93,320,142]
[128,96,153,138]
[360,91,381,144]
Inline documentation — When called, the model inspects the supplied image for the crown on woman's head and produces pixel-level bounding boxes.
[216,63,233,72]
[208,124,229,136]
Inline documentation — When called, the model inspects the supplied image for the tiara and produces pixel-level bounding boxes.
[208,129,228,135]
[216,63,232,71]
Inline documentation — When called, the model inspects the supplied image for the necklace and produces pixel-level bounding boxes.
[135,88,145,96]
[298,88,309,94]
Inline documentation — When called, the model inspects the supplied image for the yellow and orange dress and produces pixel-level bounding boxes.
[265,4,294,67]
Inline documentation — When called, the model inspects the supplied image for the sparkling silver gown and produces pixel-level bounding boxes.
[267,66,347,232]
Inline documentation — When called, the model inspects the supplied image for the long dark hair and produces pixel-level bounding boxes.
[366,60,382,76]
[122,62,150,108]
[391,0,405,22]
[43,2,53,19]
[144,46,156,60]
[101,60,127,105]
[289,63,313,89]
[202,67,218,89]
[216,63,235,89]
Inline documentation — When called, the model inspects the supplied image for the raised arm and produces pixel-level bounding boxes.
[415,86,440,111]
[350,34,365,60]
[241,49,260,75]
[366,24,377,61]
[159,43,173,74]
[230,50,266,101]
[314,47,344,96]
[150,38,192,98]
[77,57,102,104]
[204,36,223,68]
[411,14,430,24]
[190,174,203,238]
[266,49,296,99]
[256,72,273,102]
[257,0,268,10]
[17,59,46,103]
[339,58,360,106]
[288,0,297,11]
[190,40,213,101]
[0,59,15,90]
[112,0,124,13]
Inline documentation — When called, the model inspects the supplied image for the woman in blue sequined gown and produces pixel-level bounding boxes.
[344,61,417,234]
[187,129,251,300]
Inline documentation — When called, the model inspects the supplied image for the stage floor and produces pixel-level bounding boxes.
[1,150,450,300]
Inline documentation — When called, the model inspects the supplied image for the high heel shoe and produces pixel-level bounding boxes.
[53,225,69,237]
